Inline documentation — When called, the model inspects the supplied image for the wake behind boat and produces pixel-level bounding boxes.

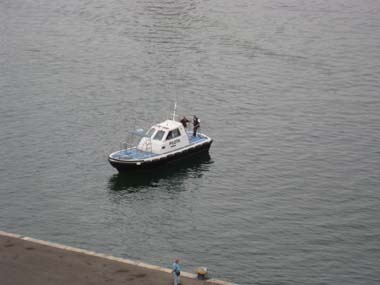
[108,111,213,172]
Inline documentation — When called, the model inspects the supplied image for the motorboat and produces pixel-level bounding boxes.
[108,110,213,172]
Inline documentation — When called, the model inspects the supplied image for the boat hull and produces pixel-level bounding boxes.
[108,140,212,172]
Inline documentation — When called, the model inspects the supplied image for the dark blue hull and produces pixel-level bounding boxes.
[108,140,212,172]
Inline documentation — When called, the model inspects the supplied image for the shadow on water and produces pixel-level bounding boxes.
[108,154,213,193]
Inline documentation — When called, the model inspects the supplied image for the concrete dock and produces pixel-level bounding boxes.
[0,231,236,285]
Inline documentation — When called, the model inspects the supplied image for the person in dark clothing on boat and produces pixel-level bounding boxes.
[193,115,200,137]
[180,116,190,128]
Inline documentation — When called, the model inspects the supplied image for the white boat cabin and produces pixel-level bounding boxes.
[137,120,190,154]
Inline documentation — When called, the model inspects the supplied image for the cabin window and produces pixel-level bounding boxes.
[153,130,165,141]
[146,128,156,138]
[172,128,181,138]
[166,128,181,140]
[166,131,173,140]
[153,131,165,141]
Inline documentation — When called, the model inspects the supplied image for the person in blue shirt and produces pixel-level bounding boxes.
[172,258,181,285]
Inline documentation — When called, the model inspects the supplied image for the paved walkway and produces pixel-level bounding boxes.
[0,231,235,285]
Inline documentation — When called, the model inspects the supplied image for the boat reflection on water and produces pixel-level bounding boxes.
[108,153,213,193]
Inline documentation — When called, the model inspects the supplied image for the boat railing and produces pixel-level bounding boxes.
[141,137,152,153]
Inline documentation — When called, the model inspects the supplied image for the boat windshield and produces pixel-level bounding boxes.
[153,130,165,141]
[146,128,156,138]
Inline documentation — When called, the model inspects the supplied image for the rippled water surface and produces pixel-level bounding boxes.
[1,0,380,284]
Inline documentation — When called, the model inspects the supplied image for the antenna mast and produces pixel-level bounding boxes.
[172,102,177,120]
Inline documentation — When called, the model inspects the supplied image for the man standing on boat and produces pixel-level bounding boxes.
[180,116,190,128]
[193,115,200,137]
